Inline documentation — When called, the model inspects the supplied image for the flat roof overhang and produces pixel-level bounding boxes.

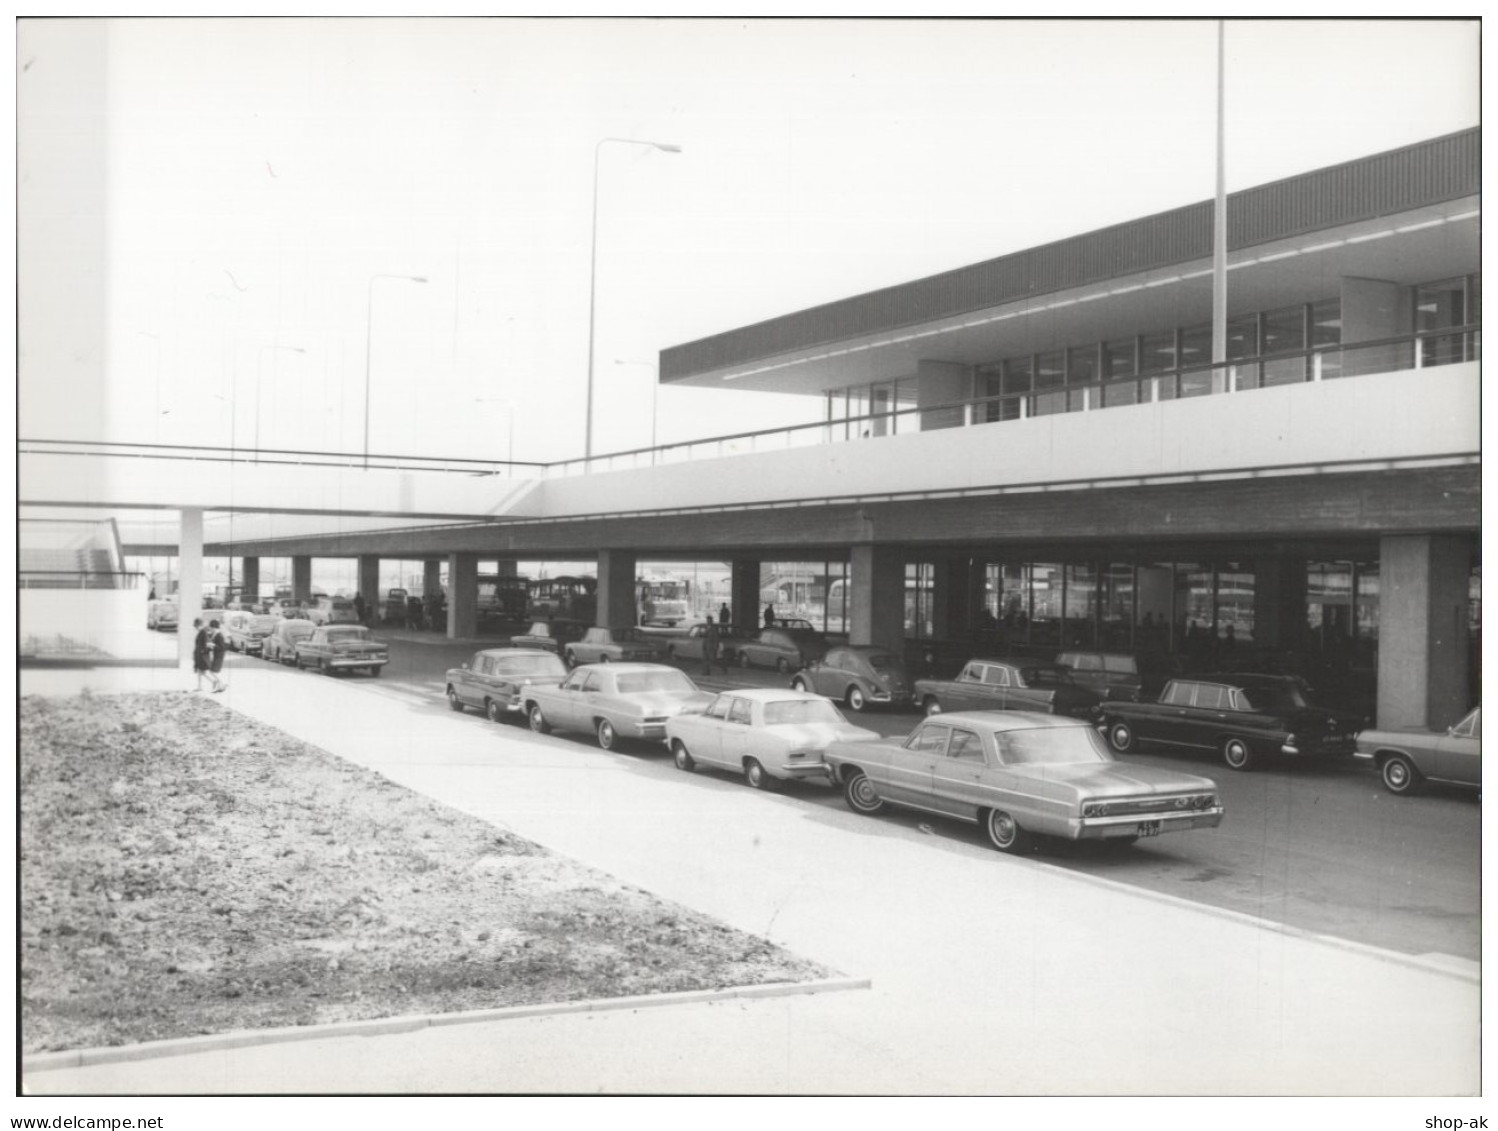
[661,129,1479,395]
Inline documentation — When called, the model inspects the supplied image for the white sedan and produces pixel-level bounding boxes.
[666,687,880,790]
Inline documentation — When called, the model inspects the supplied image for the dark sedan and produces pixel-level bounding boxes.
[1099,673,1363,772]
[446,647,569,723]
[733,627,830,673]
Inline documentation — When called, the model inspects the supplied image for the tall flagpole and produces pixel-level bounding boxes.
[1212,20,1228,389]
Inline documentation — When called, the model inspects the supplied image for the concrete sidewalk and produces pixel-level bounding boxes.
[20,662,1480,1095]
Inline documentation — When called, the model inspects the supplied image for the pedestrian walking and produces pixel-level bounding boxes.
[764,603,776,628]
[207,619,228,692]
[701,614,725,676]
[191,618,211,690]
[353,592,367,624]
[719,602,732,629]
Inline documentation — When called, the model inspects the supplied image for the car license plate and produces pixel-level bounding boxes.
[1137,820,1162,838]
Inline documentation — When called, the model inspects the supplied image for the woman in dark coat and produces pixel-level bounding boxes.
[208,619,228,692]
[192,617,211,691]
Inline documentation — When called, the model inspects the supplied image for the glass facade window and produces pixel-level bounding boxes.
[1002,356,1033,395]
[1215,564,1255,648]
[1417,277,1468,367]
[1103,337,1136,378]
[1029,563,1064,647]
[1100,562,1135,649]
[999,563,1028,641]
[1260,304,1307,388]
[1310,298,1342,380]
[1033,350,1066,416]
[905,562,934,640]
[1063,562,1097,648]
[1067,344,1100,387]
[1139,330,1176,374]
[1172,323,1211,400]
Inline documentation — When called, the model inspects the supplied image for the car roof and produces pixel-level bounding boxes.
[476,646,557,658]
[921,711,1090,732]
[713,687,828,702]
[572,662,679,674]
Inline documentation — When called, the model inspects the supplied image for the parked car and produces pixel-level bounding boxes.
[510,619,587,654]
[262,618,316,665]
[824,712,1224,854]
[382,588,410,624]
[732,627,831,673]
[446,647,569,723]
[1098,673,1363,772]
[666,687,879,789]
[146,599,179,631]
[915,658,1100,721]
[1054,650,1185,702]
[662,622,749,663]
[223,611,280,655]
[274,598,311,619]
[1354,705,1481,795]
[564,626,664,667]
[293,624,389,676]
[307,595,361,626]
[525,663,710,750]
[790,645,913,711]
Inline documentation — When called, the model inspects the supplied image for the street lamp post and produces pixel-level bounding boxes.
[364,273,428,468]
[585,137,681,462]
[256,344,306,455]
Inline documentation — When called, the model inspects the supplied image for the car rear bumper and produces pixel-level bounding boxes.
[1071,807,1224,840]
[777,759,834,781]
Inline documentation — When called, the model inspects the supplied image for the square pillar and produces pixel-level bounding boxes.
[357,555,380,620]
[849,545,905,649]
[240,557,260,606]
[596,550,637,630]
[291,557,313,602]
[447,552,478,639]
[731,560,762,635]
[177,508,204,669]
[933,556,975,641]
[1377,535,1471,730]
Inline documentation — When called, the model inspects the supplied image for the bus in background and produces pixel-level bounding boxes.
[477,574,530,623]
[526,575,597,623]
[638,578,692,626]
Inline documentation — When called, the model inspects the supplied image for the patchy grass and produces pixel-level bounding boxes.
[20,692,834,1053]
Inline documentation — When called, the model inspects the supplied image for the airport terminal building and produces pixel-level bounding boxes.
[25,128,1479,730]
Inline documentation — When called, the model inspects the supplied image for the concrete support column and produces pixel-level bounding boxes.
[422,559,442,599]
[291,557,313,602]
[357,555,380,620]
[241,557,260,605]
[933,556,974,641]
[177,508,204,669]
[1251,557,1306,652]
[447,553,478,640]
[1377,534,1471,730]
[849,545,905,649]
[596,550,638,630]
[731,560,762,634]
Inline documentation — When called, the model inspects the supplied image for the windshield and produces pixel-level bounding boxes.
[1018,665,1074,687]
[324,628,370,644]
[285,626,314,641]
[616,670,696,695]
[494,654,566,677]
[1000,725,1112,766]
[763,699,845,726]
[250,616,279,631]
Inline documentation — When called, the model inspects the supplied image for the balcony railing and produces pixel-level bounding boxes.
[19,326,1478,482]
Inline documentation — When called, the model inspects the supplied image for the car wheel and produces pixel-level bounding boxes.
[1107,721,1135,753]
[791,677,809,692]
[847,686,867,712]
[1222,736,1255,772]
[528,704,551,734]
[672,740,695,772]
[843,770,886,815]
[923,697,943,717]
[596,718,617,750]
[600,655,611,664]
[486,699,503,723]
[447,687,464,713]
[367,666,380,677]
[1380,752,1422,795]
[776,657,791,674]
[744,758,774,790]
[985,808,1031,854]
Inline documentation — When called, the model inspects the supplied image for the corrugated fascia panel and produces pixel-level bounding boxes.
[663,127,1479,381]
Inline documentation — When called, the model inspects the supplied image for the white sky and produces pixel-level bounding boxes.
[17,17,1480,465]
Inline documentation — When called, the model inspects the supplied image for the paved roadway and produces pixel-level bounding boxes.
[356,628,1479,966]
